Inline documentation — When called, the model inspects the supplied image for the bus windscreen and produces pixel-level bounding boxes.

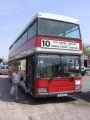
[38,18,81,39]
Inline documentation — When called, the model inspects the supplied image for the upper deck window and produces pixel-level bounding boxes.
[38,18,81,39]
[28,20,37,40]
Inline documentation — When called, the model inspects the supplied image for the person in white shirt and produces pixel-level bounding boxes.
[10,67,20,100]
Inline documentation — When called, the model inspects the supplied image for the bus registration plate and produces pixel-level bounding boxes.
[57,93,67,97]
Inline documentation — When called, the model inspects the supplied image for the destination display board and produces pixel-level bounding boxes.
[41,39,79,51]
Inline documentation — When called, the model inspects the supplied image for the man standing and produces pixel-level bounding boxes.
[10,67,20,100]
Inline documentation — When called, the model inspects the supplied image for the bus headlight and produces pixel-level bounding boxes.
[38,88,47,93]
[75,80,80,85]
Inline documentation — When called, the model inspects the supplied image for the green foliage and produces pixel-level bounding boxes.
[83,43,90,56]
[9,60,20,67]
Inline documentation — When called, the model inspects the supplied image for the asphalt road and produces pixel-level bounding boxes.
[0,74,90,120]
[82,74,90,91]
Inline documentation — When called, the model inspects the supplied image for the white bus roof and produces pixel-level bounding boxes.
[10,12,80,49]
[37,12,79,24]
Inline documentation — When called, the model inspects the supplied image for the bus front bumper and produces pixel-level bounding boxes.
[33,90,82,98]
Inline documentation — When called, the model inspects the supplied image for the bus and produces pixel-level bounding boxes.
[9,12,83,97]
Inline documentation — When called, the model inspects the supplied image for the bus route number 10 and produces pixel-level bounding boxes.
[41,40,51,48]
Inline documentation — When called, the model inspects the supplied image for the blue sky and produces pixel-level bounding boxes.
[0,0,90,59]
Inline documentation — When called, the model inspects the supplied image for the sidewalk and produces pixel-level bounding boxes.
[86,70,90,76]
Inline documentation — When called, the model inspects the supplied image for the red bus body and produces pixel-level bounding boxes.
[9,12,83,97]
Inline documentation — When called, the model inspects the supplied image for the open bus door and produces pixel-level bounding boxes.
[26,56,34,95]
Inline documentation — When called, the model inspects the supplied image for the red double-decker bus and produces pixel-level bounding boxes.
[9,12,83,97]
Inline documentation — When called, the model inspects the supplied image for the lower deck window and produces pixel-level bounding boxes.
[36,54,80,78]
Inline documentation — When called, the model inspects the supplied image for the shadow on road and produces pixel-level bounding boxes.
[75,91,90,103]
[20,96,77,105]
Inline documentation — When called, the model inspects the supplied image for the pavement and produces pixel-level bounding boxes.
[86,70,90,76]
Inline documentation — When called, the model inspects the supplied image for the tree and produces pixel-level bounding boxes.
[9,60,20,67]
[83,43,90,56]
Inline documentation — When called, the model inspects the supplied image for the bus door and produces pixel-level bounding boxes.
[26,56,34,95]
